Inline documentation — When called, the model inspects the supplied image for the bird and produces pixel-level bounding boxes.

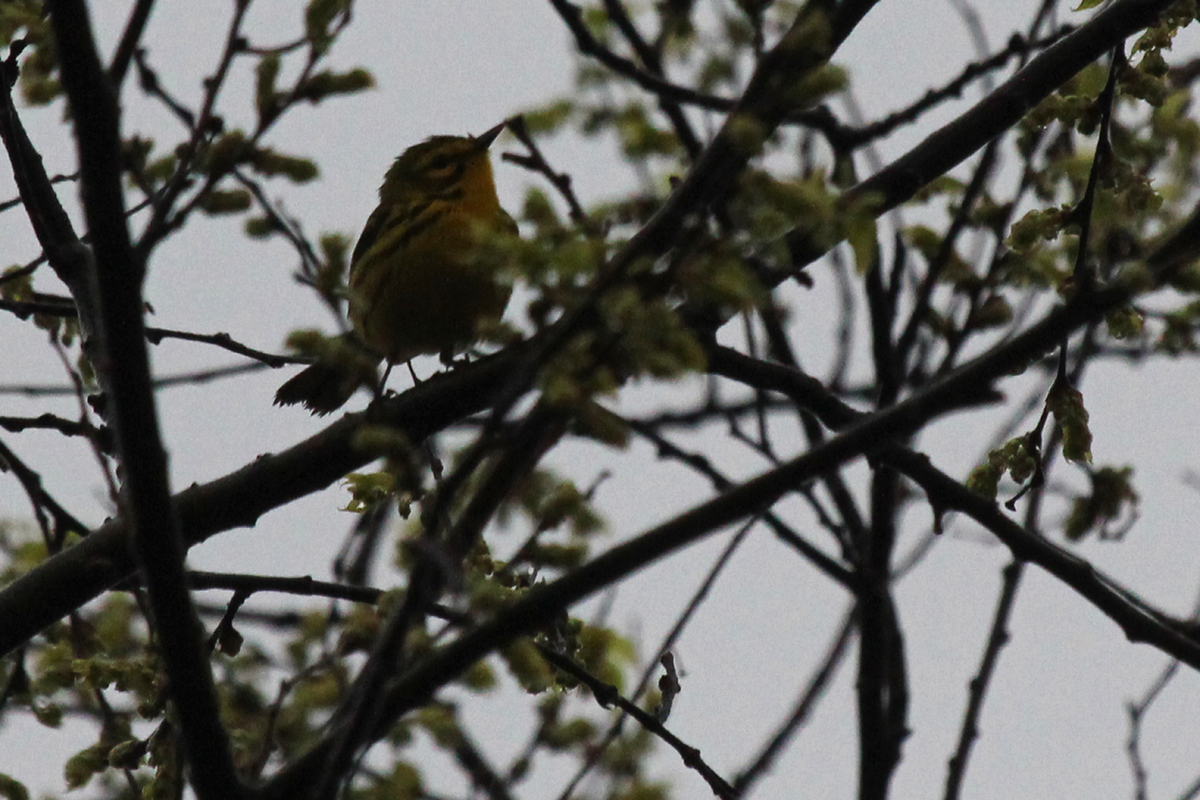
[275,121,515,413]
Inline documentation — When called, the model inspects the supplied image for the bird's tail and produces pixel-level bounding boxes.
[274,333,382,415]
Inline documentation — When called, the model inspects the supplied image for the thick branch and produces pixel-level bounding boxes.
[789,0,1177,265]
[706,347,1200,670]
[0,351,518,658]
[47,1,242,797]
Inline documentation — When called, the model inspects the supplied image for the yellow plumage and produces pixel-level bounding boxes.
[276,122,514,413]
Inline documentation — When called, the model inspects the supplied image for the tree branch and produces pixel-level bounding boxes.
[733,605,857,796]
[943,560,1023,800]
[706,347,1200,668]
[108,0,157,88]
[0,349,520,657]
[536,643,735,799]
[47,0,242,796]
[788,0,1178,266]
[0,40,95,330]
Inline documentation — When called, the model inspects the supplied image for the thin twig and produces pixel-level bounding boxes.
[555,516,759,800]
[733,605,857,796]
[145,326,301,367]
[628,417,856,589]
[187,571,383,605]
[0,172,78,215]
[504,115,590,228]
[943,560,1024,800]
[0,412,102,441]
[0,360,272,396]
[536,643,736,800]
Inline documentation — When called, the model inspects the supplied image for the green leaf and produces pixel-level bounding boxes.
[787,63,847,107]
[724,112,768,158]
[295,68,374,104]
[198,188,252,215]
[31,700,62,728]
[1064,466,1138,541]
[542,718,598,749]
[460,660,497,692]
[573,401,629,450]
[522,187,561,231]
[305,0,349,54]
[1006,206,1068,253]
[965,461,1001,499]
[526,542,588,569]
[245,216,282,238]
[107,738,147,770]
[1047,380,1093,464]
[64,745,108,790]
[845,213,878,274]
[522,100,574,134]
[967,436,1039,497]
[376,761,422,800]
[577,624,635,689]
[145,153,178,184]
[414,704,463,747]
[18,37,62,106]
[341,471,395,513]
[1105,306,1145,340]
[249,148,319,183]
[0,774,29,800]
[501,638,556,693]
[969,295,1013,330]
[206,130,250,175]
[255,53,281,124]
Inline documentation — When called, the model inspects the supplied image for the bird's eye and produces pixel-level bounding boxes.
[428,154,453,171]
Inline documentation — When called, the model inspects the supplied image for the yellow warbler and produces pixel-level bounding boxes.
[276,121,515,413]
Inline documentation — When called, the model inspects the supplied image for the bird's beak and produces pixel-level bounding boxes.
[474,120,507,150]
